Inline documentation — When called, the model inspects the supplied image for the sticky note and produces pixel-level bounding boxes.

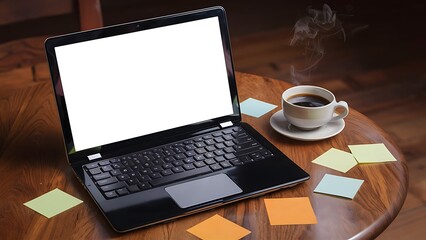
[314,174,364,199]
[348,143,397,163]
[187,214,251,240]
[312,148,358,173]
[264,197,317,225]
[24,188,83,218]
[240,98,277,118]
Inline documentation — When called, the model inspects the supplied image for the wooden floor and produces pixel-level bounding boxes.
[1,0,425,239]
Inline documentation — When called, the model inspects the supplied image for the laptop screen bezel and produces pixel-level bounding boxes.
[45,6,241,162]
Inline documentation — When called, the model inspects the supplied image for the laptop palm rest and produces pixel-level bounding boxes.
[165,174,242,208]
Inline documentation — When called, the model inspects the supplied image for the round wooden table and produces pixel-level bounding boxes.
[0,72,408,239]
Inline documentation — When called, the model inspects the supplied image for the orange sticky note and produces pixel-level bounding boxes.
[187,214,251,240]
[264,197,317,225]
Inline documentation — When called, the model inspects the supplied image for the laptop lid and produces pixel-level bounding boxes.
[45,7,241,163]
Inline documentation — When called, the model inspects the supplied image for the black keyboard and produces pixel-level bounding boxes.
[84,126,274,199]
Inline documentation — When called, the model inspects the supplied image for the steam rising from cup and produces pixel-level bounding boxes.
[290,4,346,85]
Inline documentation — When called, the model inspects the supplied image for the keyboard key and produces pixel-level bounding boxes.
[140,168,153,175]
[172,160,184,166]
[101,181,126,192]
[205,139,215,145]
[138,175,151,182]
[210,164,222,171]
[224,153,236,160]
[175,153,186,159]
[138,182,151,190]
[97,177,118,186]
[214,150,225,156]
[141,162,153,168]
[127,178,139,185]
[150,173,162,179]
[116,188,129,196]
[194,161,206,168]
[183,158,195,164]
[224,147,234,153]
[185,150,196,157]
[183,164,195,170]
[161,169,173,176]
[101,165,113,172]
[104,191,118,199]
[112,163,124,169]
[150,166,212,187]
[202,135,213,140]
[117,174,130,181]
[163,163,173,169]
[206,145,216,152]
[98,160,110,166]
[195,148,207,154]
[204,159,216,165]
[235,146,265,156]
[86,163,98,169]
[230,159,244,166]
[194,155,205,161]
[93,172,111,181]
[127,185,140,193]
[131,164,141,171]
[212,132,222,137]
[172,166,184,173]
[89,168,102,175]
[185,144,197,150]
[222,129,234,134]
[152,166,164,172]
[195,142,206,148]
[164,156,175,162]
[223,134,234,140]
[129,172,141,178]
[110,169,122,176]
[220,161,232,168]
[261,150,274,157]
[215,156,226,162]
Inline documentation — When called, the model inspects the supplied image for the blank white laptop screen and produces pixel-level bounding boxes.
[55,17,234,152]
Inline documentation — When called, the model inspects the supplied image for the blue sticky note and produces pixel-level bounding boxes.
[314,174,364,199]
[240,98,277,118]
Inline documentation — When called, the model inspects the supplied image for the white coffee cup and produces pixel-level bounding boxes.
[282,85,349,130]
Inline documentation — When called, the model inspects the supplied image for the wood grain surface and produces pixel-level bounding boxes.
[0,71,408,239]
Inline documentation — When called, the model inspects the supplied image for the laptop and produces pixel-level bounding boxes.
[45,6,309,232]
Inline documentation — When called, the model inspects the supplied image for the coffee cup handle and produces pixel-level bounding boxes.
[331,101,349,121]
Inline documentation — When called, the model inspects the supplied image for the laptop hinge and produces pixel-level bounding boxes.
[219,121,233,128]
[87,153,102,161]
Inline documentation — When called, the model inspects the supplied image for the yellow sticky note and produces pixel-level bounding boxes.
[348,143,397,163]
[24,188,83,218]
[187,214,251,240]
[264,197,317,225]
[312,148,358,173]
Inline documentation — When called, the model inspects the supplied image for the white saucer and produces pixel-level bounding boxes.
[269,111,345,141]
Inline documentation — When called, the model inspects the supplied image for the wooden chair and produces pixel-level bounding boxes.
[0,0,103,95]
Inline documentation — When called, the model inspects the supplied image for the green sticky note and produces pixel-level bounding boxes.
[348,143,397,163]
[312,148,358,173]
[314,174,364,199]
[240,98,277,118]
[24,188,83,218]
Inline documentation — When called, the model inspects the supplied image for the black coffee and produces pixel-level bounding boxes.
[287,94,330,107]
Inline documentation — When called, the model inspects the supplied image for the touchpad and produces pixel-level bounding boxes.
[165,174,242,208]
